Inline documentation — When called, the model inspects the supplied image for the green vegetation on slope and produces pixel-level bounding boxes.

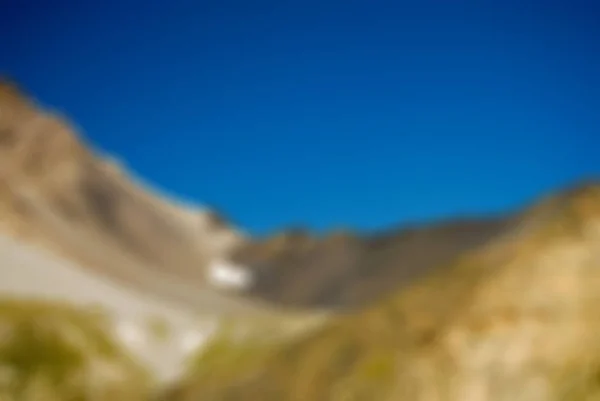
[0,299,152,401]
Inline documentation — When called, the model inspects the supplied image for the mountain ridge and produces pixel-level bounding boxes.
[229,181,599,310]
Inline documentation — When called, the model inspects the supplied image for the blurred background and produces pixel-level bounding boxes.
[2,2,600,401]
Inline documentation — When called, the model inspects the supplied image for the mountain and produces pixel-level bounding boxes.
[229,188,574,310]
[0,79,259,305]
[2,77,593,320]
[231,218,513,309]
[0,79,327,389]
[171,181,600,401]
[0,77,522,315]
[0,79,243,275]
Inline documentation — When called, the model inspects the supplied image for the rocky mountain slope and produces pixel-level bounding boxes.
[230,189,572,310]
[0,80,302,323]
[172,182,600,401]
[232,217,514,309]
[0,79,244,291]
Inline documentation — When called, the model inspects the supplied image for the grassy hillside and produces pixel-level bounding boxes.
[170,184,600,401]
[0,299,152,401]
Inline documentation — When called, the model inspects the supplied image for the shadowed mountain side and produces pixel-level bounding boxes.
[230,217,516,309]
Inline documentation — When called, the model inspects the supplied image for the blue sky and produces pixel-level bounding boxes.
[2,1,599,235]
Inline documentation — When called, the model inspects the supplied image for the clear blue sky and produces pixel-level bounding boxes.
[2,1,599,235]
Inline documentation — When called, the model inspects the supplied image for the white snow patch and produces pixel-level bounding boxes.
[207,259,253,290]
